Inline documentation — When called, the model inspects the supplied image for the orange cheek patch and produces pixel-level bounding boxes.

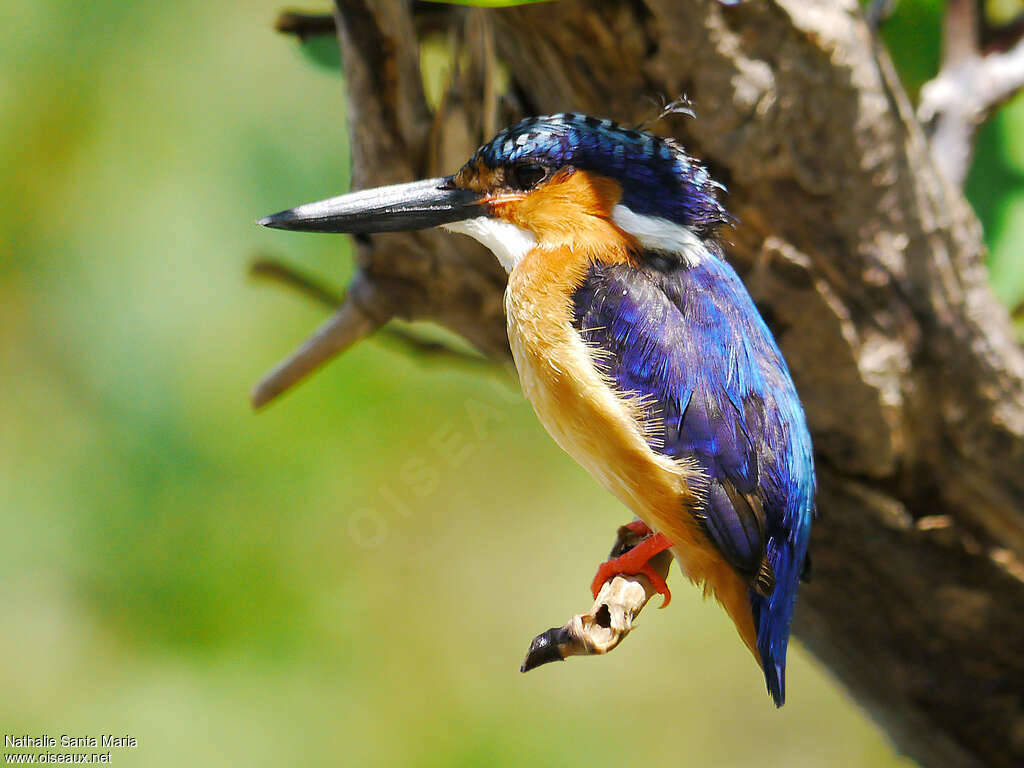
[501,170,633,262]
[512,169,622,228]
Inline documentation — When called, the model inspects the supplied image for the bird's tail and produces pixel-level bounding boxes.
[751,537,805,708]
[752,593,790,707]
[762,655,786,707]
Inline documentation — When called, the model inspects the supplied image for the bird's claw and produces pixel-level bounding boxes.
[591,525,674,608]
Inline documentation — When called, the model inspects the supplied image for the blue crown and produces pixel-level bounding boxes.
[469,113,728,236]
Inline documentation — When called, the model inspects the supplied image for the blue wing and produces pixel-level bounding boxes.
[571,253,815,706]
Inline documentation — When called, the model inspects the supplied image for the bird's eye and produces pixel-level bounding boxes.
[507,163,549,190]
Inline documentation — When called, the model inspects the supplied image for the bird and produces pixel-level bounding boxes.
[259,112,816,707]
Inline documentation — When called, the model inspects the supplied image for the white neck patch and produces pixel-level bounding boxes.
[442,217,538,273]
[611,204,708,267]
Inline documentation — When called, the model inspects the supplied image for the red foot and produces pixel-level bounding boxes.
[591,522,674,607]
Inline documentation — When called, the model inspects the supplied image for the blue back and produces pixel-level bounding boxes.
[572,255,815,706]
[470,113,728,236]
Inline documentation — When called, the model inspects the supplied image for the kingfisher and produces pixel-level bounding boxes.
[259,113,816,706]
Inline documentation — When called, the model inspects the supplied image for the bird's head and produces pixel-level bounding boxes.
[260,113,728,271]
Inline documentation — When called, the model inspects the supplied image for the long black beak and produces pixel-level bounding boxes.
[258,176,484,234]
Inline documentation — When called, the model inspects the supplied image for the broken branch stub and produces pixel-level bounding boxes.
[522,524,673,671]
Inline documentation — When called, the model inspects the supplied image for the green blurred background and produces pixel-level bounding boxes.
[2,1,1021,766]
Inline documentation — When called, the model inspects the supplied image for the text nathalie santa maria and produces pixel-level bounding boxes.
[5,737,136,750]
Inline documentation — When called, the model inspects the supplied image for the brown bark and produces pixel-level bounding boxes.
[264,2,1024,766]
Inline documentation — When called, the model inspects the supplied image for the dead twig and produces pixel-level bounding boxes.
[251,256,342,307]
[251,287,383,409]
[522,524,672,671]
[275,10,336,41]
[250,257,490,408]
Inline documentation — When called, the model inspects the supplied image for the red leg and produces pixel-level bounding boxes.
[591,522,674,607]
